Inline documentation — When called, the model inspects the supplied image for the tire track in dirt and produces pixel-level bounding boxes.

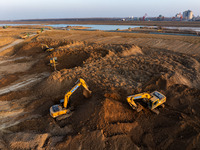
[0,72,50,95]
[0,96,41,131]
[0,39,24,53]
[0,56,29,65]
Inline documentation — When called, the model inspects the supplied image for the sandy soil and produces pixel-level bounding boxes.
[0,27,200,149]
[0,27,40,48]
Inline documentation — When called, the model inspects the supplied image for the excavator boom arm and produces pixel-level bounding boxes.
[63,78,91,108]
[127,93,151,109]
[79,78,91,92]
[41,44,49,49]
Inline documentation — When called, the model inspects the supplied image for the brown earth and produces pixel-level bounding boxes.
[0,27,200,150]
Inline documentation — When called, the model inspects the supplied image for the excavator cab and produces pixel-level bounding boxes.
[50,57,57,64]
[148,100,153,109]
[50,78,92,119]
[148,99,160,110]
[149,91,166,110]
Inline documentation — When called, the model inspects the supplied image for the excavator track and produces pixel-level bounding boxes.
[151,109,160,115]
[56,111,73,121]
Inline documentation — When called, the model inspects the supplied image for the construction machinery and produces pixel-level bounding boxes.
[50,78,92,119]
[49,57,58,71]
[20,33,29,39]
[127,91,166,114]
[3,25,8,29]
[41,44,54,52]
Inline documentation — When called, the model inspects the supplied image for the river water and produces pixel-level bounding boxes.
[46,24,142,30]
[0,23,141,30]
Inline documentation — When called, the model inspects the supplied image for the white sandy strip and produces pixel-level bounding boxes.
[0,96,41,130]
[0,56,29,65]
[0,113,41,130]
[0,39,24,53]
[0,72,50,95]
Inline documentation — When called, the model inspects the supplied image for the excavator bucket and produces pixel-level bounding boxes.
[83,88,92,98]
[136,103,143,112]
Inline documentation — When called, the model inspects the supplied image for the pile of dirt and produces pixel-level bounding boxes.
[120,45,143,56]
[40,42,200,96]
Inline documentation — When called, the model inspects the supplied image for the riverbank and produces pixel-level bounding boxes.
[1,20,200,27]
[1,23,200,37]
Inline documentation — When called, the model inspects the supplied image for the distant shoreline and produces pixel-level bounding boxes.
[0,20,200,27]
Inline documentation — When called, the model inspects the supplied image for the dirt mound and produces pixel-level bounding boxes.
[40,43,200,98]
[12,42,42,56]
[99,98,134,126]
[121,45,143,56]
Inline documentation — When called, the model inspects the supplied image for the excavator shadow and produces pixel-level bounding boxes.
[134,100,161,115]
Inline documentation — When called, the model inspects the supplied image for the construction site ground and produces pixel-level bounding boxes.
[0,26,200,149]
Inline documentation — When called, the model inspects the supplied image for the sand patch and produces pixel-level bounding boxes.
[121,45,143,56]
[7,132,49,150]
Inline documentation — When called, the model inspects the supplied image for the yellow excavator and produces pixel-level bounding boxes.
[127,91,166,114]
[49,57,58,71]
[50,78,92,119]
[41,44,54,52]
[20,33,29,39]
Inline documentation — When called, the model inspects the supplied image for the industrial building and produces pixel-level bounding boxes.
[183,10,193,20]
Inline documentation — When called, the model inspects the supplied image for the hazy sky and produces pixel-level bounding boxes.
[0,0,199,20]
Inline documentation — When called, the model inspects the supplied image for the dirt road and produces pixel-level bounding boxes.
[0,39,24,53]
